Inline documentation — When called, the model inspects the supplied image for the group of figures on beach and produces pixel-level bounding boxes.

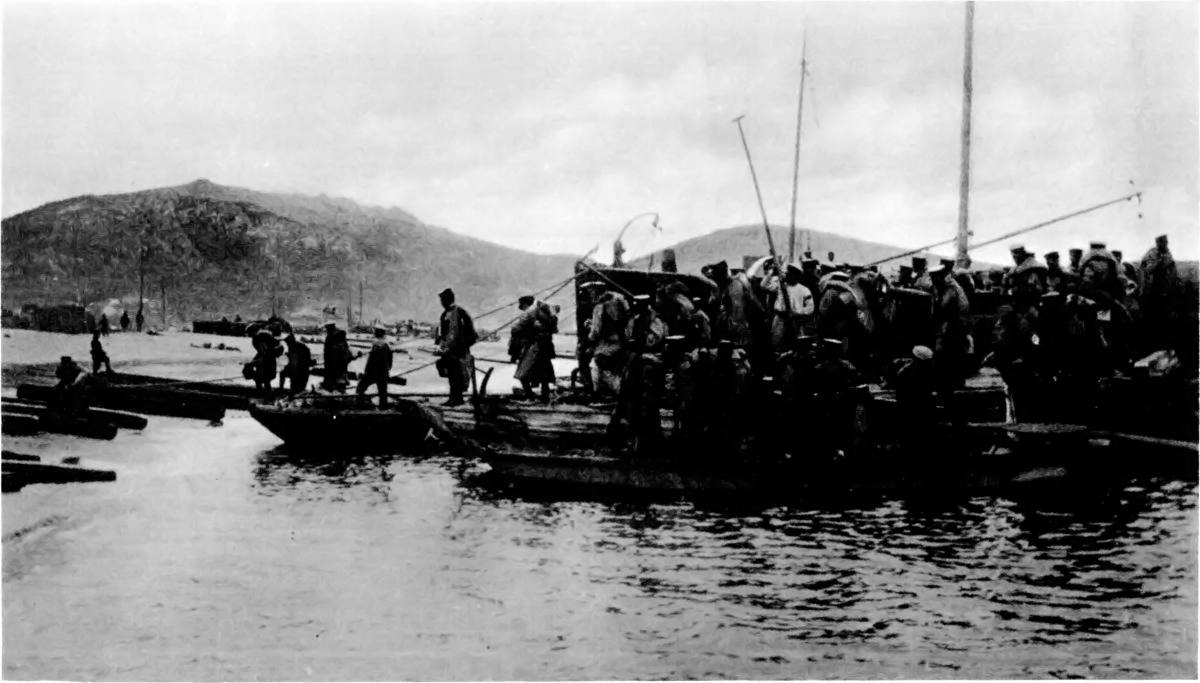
[87,307,145,336]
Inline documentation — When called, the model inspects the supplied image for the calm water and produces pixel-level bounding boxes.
[3,411,1196,680]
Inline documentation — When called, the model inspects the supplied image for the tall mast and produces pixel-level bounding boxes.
[788,29,809,263]
[955,1,975,268]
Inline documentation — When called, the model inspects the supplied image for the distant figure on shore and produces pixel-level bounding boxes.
[357,327,394,407]
[321,323,352,392]
[280,334,312,396]
[98,314,110,337]
[119,310,130,332]
[435,288,477,407]
[135,307,145,332]
[90,332,113,375]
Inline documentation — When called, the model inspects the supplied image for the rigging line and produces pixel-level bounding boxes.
[470,272,580,322]
[864,191,1142,267]
[396,274,582,379]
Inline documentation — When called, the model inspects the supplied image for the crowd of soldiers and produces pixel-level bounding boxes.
[563,233,1191,459]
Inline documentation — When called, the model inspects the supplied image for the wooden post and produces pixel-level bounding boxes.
[788,30,809,264]
[955,1,975,269]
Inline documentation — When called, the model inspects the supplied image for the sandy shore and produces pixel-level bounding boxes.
[0,328,578,396]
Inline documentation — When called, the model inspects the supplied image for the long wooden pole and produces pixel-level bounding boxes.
[955,1,975,268]
[732,115,792,314]
[788,30,809,263]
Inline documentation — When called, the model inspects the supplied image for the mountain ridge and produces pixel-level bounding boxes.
[15,179,1172,330]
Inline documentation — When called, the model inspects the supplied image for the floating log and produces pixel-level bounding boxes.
[0,398,149,430]
[17,384,225,422]
[0,451,40,462]
[2,459,116,485]
[105,373,255,410]
[2,414,41,436]
[0,409,117,440]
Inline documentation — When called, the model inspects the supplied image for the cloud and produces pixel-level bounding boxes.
[4,1,1196,263]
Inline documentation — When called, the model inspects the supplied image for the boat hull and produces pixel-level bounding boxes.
[478,443,1075,500]
[248,398,435,453]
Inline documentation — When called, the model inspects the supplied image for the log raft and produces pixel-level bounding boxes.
[16,384,226,422]
[2,452,117,491]
[1,398,149,430]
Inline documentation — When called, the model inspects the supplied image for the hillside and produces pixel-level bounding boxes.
[5,180,1108,334]
[628,224,961,273]
[2,180,578,326]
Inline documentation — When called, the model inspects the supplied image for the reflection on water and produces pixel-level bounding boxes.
[3,414,1196,680]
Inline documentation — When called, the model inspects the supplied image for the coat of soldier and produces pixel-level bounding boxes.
[509,296,557,402]
[1140,234,1180,355]
[119,310,131,332]
[609,294,669,457]
[281,334,313,396]
[762,261,815,350]
[357,327,394,407]
[588,289,630,396]
[53,355,87,417]
[929,261,973,414]
[708,260,764,349]
[436,288,476,407]
[990,255,1052,421]
[251,330,284,400]
[656,282,711,350]
[90,332,114,375]
[1057,244,1131,421]
[321,323,353,392]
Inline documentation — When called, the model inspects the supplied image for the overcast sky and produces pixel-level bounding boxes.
[4,1,1197,264]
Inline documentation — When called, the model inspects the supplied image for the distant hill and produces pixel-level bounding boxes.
[629,224,969,273]
[1,180,1048,333]
[2,179,578,326]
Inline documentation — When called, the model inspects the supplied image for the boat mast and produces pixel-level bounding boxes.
[955,1,975,268]
[787,29,810,263]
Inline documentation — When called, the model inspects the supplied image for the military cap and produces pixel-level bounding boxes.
[912,345,934,361]
[1013,256,1048,276]
[1044,251,1060,260]
[438,287,455,298]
